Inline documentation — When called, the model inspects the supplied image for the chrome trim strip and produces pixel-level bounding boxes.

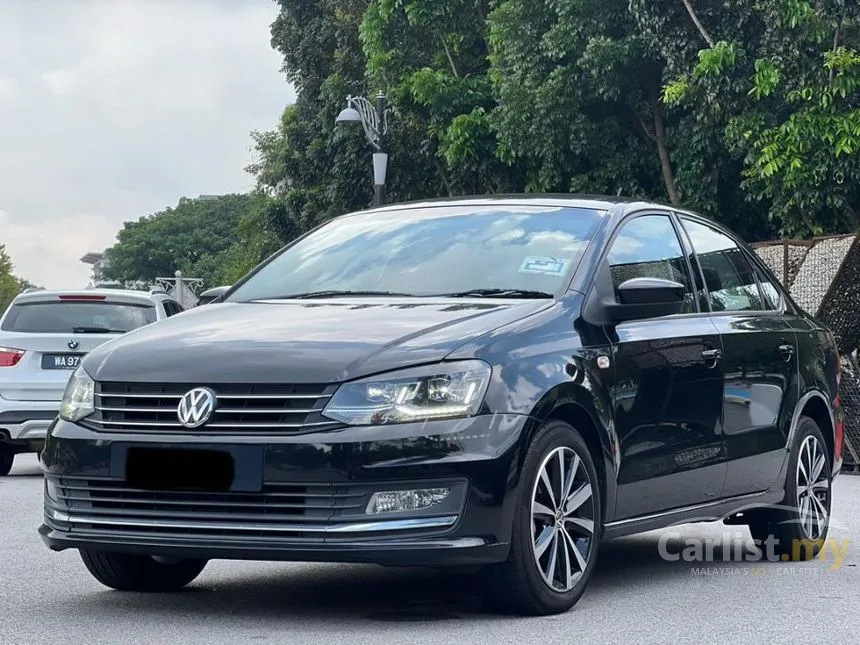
[94,406,322,415]
[96,392,331,400]
[47,509,457,534]
[604,491,770,528]
[84,419,337,429]
[215,408,323,415]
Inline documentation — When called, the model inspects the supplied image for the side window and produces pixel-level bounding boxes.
[681,218,766,312]
[606,214,696,313]
[752,264,782,310]
[162,300,181,317]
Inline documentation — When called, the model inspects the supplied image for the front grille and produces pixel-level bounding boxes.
[83,382,343,434]
[48,478,366,541]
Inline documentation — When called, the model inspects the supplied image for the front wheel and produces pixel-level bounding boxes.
[482,420,602,615]
[747,416,832,559]
[0,445,14,476]
[79,550,208,592]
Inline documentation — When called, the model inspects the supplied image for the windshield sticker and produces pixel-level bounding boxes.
[519,256,571,276]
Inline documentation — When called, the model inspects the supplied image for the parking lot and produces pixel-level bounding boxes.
[1,454,857,645]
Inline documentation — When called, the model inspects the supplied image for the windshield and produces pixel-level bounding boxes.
[226,205,604,301]
[0,301,157,333]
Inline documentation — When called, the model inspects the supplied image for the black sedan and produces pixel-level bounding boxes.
[40,196,843,615]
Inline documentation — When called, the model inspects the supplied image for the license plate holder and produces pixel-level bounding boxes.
[117,445,263,493]
[41,354,83,370]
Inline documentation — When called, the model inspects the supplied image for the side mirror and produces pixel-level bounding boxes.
[199,285,231,305]
[606,277,686,322]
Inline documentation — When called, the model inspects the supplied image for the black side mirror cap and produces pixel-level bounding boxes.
[604,277,686,323]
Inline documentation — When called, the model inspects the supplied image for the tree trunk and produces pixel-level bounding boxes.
[681,0,716,48]
[652,101,682,206]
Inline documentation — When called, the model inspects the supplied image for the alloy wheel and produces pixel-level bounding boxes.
[795,434,830,540]
[530,446,595,592]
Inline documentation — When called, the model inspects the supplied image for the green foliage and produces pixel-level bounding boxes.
[652,0,860,237]
[0,244,32,314]
[242,0,856,251]
[103,194,272,289]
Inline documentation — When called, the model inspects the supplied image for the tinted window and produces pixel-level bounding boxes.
[606,214,696,313]
[681,218,765,312]
[752,266,782,310]
[162,300,182,317]
[1,301,157,333]
[226,206,604,301]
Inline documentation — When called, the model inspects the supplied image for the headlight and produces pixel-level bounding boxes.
[322,360,492,426]
[59,366,95,422]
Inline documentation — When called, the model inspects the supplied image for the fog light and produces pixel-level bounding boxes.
[366,487,450,514]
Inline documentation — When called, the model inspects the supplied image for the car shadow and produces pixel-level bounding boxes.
[57,526,773,623]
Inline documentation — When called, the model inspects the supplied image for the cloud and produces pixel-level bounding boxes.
[0,0,295,288]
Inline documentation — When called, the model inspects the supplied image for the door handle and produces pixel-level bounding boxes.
[701,348,722,363]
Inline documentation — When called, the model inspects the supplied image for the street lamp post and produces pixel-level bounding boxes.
[335,92,390,206]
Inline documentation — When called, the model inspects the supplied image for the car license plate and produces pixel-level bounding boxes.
[41,354,83,370]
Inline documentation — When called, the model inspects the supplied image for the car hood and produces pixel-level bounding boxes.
[83,298,554,384]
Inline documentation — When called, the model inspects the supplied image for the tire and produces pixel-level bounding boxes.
[481,420,602,615]
[747,415,832,560]
[79,550,208,592]
[0,445,13,476]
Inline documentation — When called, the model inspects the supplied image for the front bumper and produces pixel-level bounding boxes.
[39,413,530,566]
[0,404,58,443]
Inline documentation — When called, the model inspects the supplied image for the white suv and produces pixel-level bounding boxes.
[0,288,184,474]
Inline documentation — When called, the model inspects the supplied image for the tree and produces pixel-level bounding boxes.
[0,244,32,314]
[360,0,522,195]
[652,0,860,237]
[488,0,669,200]
[103,194,270,289]
[248,0,380,243]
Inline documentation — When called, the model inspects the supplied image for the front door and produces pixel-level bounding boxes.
[604,213,727,519]
[679,217,799,497]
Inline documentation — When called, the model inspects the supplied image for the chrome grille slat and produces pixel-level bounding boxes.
[84,419,338,430]
[56,483,365,499]
[85,381,341,434]
[94,393,331,400]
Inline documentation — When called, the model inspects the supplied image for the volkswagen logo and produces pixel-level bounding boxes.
[177,387,217,428]
[68,339,79,350]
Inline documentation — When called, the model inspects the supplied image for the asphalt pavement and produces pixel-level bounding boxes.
[2,453,858,645]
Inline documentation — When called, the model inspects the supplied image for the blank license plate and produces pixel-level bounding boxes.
[41,354,83,370]
[125,447,236,492]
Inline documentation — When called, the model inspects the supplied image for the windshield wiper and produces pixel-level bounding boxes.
[265,290,418,300]
[72,326,126,334]
[429,288,555,299]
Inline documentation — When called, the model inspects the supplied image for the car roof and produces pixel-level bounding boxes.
[341,193,695,220]
[11,288,164,306]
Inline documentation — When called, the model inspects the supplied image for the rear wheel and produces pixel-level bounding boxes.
[79,550,208,592]
[747,416,832,559]
[482,420,602,615]
[0,445,14,476]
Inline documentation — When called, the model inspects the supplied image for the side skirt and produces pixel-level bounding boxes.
[602,490,786,540]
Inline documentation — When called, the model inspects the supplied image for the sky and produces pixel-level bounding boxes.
[0,0,295,288]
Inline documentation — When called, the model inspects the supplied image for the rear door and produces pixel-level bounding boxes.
[0,293,157,401]
[678,216,799,496]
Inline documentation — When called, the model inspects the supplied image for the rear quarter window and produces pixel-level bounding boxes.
[0,301,157,333]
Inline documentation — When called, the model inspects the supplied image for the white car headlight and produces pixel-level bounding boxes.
[59,366,95,422]
[322,360,492,426]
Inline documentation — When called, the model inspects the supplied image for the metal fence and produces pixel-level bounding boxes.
[752,235,860,470]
